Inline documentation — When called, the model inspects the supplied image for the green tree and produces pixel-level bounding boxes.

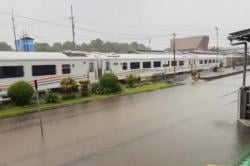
[0,42,13,51]
[62,41,75,50]
[35,42,51,52]
[51,42,63,52]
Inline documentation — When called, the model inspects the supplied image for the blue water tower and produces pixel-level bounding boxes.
[16,36,35,52]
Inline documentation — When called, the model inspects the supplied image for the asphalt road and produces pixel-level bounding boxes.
[1,74,250,166]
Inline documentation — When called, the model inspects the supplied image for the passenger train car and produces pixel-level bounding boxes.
[0,51,223,95]
[96,53,222,79]
[0,51,98,95]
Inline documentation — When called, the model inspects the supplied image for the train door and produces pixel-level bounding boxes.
[88,62,96,80]
[104,61,111,74]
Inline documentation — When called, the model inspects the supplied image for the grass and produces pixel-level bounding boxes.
[0,82,175,118]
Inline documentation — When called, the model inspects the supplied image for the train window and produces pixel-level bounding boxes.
[89,62,94,72]
[171,61,177,67]
[179,61,184,66]
[143,62,151,68]
[122,63,127,70]
[209,59,212,63]
[130,62,140,69]
[32,65,56,76]
[62,64,71,74]
[105,62,110,71]
[163,61,170,67]
[199,60,203,64]
[154,61,161,68]
[0,66,24,79]
[204,60,208,64]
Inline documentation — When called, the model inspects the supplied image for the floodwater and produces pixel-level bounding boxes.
[1,74,250,166]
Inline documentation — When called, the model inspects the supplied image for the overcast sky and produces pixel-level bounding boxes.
[0,0,250,49]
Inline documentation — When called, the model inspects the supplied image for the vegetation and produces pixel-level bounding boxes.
[79,80,90,97]
[43,92,60,104]
[0,82,175,118]
[0,42,13,51]
[98,73,122,94]
[191,69,198,77]
[60,77,79,99]
[60,77,79,93]
[7,81,34,106]
[125,74,140,87]
[34,39,149,53]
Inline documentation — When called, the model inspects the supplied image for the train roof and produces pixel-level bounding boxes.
[95,53,186,60]
[95,53,220,60]
[0,51,96,61]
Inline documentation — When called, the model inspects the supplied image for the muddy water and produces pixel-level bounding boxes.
[0,74,250,166]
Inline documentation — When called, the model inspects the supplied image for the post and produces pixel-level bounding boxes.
[70,5,76,50]
[215,27,219,65]
[230,41,248,87]
[243,43,248,87]
[173,33,176,77]
[34,80,44,138]
[11,9,17,51]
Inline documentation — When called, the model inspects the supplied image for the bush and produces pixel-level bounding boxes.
[191,69,198,77]
[8,81,34,106]
[91,74,122,95]
[79,80,90,96]
[213,66,218,72]
[126,74,139,87]
[43,92,60,103]
[99,74,121,93]
[60,77,79,93]
[90,83,104,95]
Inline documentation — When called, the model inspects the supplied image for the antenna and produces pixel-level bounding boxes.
[11,9,17,51]
[70,5,76,50]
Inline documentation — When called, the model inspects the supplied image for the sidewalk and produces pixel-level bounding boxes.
[200,66,250,80]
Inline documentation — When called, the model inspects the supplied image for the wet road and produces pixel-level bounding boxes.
[1,74,250,166]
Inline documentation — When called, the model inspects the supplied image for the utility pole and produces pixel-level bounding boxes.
[70,5,76,50]
[11,9,17,51]
[215,27,219,65]
[148,37,151,51]
[173,32,176,77]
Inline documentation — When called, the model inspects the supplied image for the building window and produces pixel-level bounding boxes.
[154,61,161,68]
[171,61,177,66]
[113,62,118,66]
[89,62,94,72]
[62,64,71,74]
[0,66,24,79]
[143,62,151,68]
[122,63,127,70]
[213,59,216,63]
[32,65,56,76]
[179,61,184,66]
[199,60,203,64]
[130,62,140,69]
[105,62,110,71]
[204,60,208,64]
[209,59,212,63]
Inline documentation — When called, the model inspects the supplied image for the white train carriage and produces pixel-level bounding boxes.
[185,54,222,70]
[0,51,98,95]
[96,53,193,79]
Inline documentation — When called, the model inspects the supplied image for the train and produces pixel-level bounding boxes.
[0,51,228,96]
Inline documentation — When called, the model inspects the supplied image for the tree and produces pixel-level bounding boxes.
[0,42,13,51]
[51,42,63,52]
[62,41,75,50]
[35,42,51,52]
